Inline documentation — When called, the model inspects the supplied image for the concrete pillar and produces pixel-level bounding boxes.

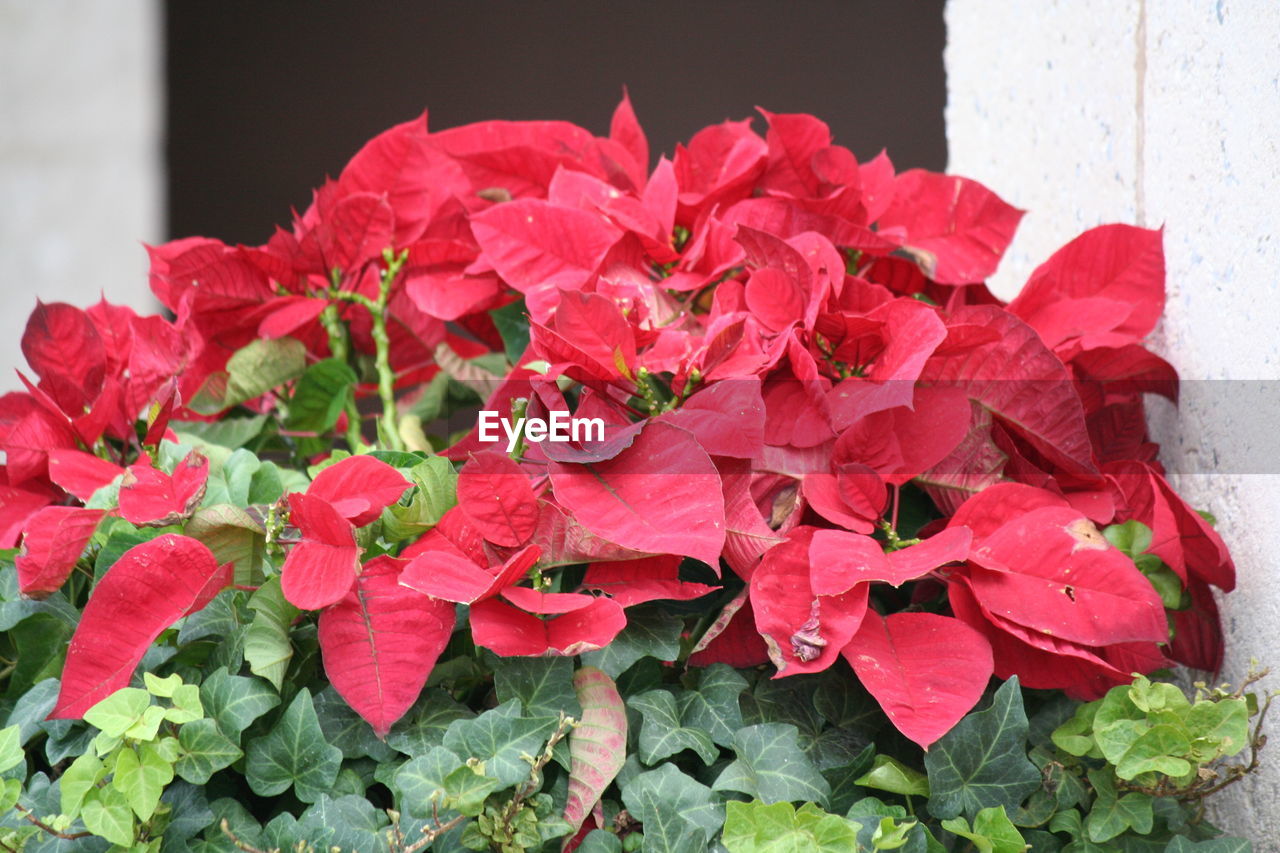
[947,0,1280,841]
[0,0,163,390]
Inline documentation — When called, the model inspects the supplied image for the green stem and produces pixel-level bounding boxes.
[319,303,363,450]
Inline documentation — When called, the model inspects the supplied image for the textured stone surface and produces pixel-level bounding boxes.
[0,0,162,390]
[948,0,1280,843]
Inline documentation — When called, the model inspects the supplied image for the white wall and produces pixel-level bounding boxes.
[947,0,1280,843]
[0,0,163,390]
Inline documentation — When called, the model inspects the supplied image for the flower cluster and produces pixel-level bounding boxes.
[2,96,1233,749]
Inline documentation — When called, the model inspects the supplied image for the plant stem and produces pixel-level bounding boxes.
[319,302,364,450]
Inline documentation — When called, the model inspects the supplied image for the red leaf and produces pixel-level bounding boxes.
[922,305,1097,476]
[457,451,540,547]
[609,89,649,182]
[750,527,871,675]
[759,109,832,197]
[968,506,1168,646]
[15,507,105,598]
[660,379,765,459]
[948,482,1069,540]
[688,591,771,668]
[47,449,125,501]
[21,301,105,398]
[0,479,56,549]
[316,192,395,271]
[877,170,1023,285]
[802,463,887,534]
[399,543,540,604]
[564,667,628,836]
[118,452,209,527]
[308,455,411,527]
[470,592,626,656]
[469,199,622,297]
[548,422,725,567]
[581,555,718,607]
[842,611,993,748]
[1008,224,1164,347]
[52,535,230,718]
[319,556,456,736]
[280,493,360,610]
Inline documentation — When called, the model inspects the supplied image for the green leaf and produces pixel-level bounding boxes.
[0,562,79,631]
[112,742,173,820]
[630,689,718,765]
[198,667,280,741]
[491,299,531,363]
[81,784,136,846]
[714,723,831,806]
[0,724,22,773]
[580,606,683,679]
[7,613,70,697]
[856,754,930,797]
[386,688,475,757]
[1163,838,1252,852]
[494,656,582,721]
[287,358,357,432]
[166,684,204,725]
[144,673,182,699]
[60,749,105,816]
[84,688,151,738]
[621,763,724,850]
[410,455,458,526]
[6,678,59,743]
[441,699,557,788]
[94,523,165,582]
[1052,702,1100,758]
[576,830,623,853]
[1114,724,1193,780]
[185,505,266,586]
[941,807,1027,853]
[245,688,342,803]
[313,687,398,762]
[925,677,1041,820]
[1185,698,1249,759]
[173,415,268,451]
[191,336,306,414]
[679,663,748,748]
[294,794,392,853]
[392,744,464,819]
[176,719,243,784]
[124,703,167,741]
[723,800,861,853]
[442,763,502,816]
[1084,768,1153,843]
[244,577,297,691]
[1103,520,1153,557]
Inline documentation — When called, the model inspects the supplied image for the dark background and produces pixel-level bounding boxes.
[166,1,946,244]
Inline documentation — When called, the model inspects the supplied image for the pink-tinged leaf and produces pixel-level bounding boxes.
[470,592,627,657]
[47,449,124,501]
[609,89,649,180]
[759,109,832,197]
[317,192,395,271]
[5,407,79,485]
[21,301,106,396]
[15,507,105,598]
[546,291,637,381]
[802,462,887,534]
[308,455,412,527]
[1008,224,1164,346]
[877,170,1023,285]
[922,305,1096,476]
[52,535,230,718]
[399,543,540,604]
[807,530,890,595]
[564,666,628,836]
[948,482,1070,540]
[1072,345,1178,403]
[688,590,771,667]
[548,422,725,567]
[469,199,622,296]
[581,555,718,607]
[457,451,540,547]
[885,528,972,582]
[319,555,456,736]
[750,527,871,675]
[0,480,56,549]
[280,493,360,610]
[660,379,765,459]
[258,296,330,339]
[968,506,1168,646]
[842,611,993,748]
[118,452,209,527]
[718,458,784,581]
[407,272,502,322]
[879,386,974,484]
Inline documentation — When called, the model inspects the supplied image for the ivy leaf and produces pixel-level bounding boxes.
[1163,838,1252,852]
[244,577,297,691]
[293,794,391,853]
[80,784,135,846]
[60,750,106,816]
[173,415,268,451]
[494,656,582,721]
[442,700,558,788]
[564,667,627,836]
[442,764,502,816]
[941,806,1027,853]
[83,687,151,738]
[112,742,173,820]
[722,800,861,853]
[580,605,683,679]
[176,719,243,785]
[313,688,398,762]
[855,754,930,797]
[392,745,464,819]
[925,677,1040,820]
[713,723,831,806]
[1085,768,1153,843]
[620,763,724,851]
[198,667,280,741]
[491,299,531,363]
[185,505,266,586]
[630,689,718,765]
[386,689,475,757]
[245,688,342,803]
[679,663,748,748]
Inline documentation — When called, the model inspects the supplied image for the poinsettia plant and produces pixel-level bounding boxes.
[0,96,1266,851]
